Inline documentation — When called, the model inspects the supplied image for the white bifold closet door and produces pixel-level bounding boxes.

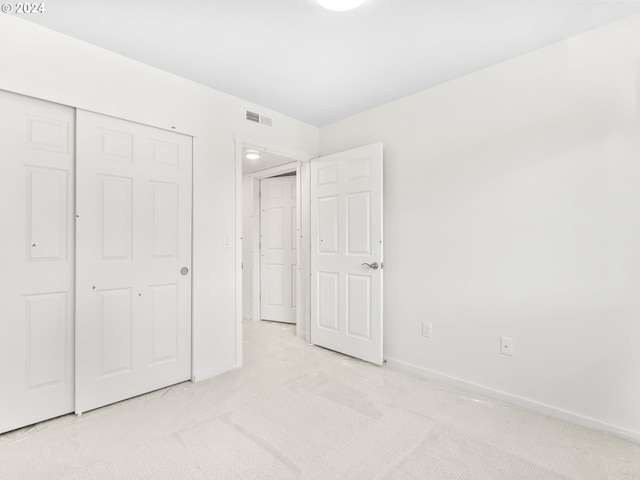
[75,110,192,414]
[0,91,75,433]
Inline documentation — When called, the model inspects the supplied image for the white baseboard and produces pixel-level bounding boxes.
[384,356,639,444]
[191,363,239,383]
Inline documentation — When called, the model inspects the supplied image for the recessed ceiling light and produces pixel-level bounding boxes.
[316,0,367,12]
[245,150,261,161]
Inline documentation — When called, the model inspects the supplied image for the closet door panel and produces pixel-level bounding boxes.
[75,111,192,414]
[0,90,75,434]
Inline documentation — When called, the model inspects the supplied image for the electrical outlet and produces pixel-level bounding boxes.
[500,336,514,356]
[422,322,432,338]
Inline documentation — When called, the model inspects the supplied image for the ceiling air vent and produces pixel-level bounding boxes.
[246,110,260,123]
[245,110,273,127]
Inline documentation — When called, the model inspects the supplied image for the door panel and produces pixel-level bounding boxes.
[25,293,69,388]
[150,182,179,258]
[27,168,69,260]
[99,175,133,260]
[318,272,339,331]
[318,196,339,253]
[76,110,192,414]
[150,284,179,363]
[347,192,371,254]
[310,143,383,365]
[260,176,297,324]
[98,287,133,376]
[347,274,371,339]
[0,90,75,434]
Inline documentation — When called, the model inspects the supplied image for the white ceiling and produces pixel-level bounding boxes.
[16,0,640,126]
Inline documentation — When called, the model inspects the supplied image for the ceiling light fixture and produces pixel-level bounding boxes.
[245,150,261,161]
[316,0,367,12]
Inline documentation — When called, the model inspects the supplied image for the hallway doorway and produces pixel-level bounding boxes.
[240,145,304,336]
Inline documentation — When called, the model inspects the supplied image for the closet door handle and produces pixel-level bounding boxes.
[180,267,189,275]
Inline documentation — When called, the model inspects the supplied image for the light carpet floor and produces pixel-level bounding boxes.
[1,320,638,479]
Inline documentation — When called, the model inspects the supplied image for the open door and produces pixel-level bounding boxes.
[310,143,383,365]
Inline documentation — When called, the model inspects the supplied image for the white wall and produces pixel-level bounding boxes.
[320,15,640,440]
[0,15,319,381]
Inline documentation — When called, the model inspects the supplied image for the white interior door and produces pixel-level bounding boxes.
[0,91,75,433]
[75,110,192,414]
[260,176,297,324]
[310,143,383,365]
